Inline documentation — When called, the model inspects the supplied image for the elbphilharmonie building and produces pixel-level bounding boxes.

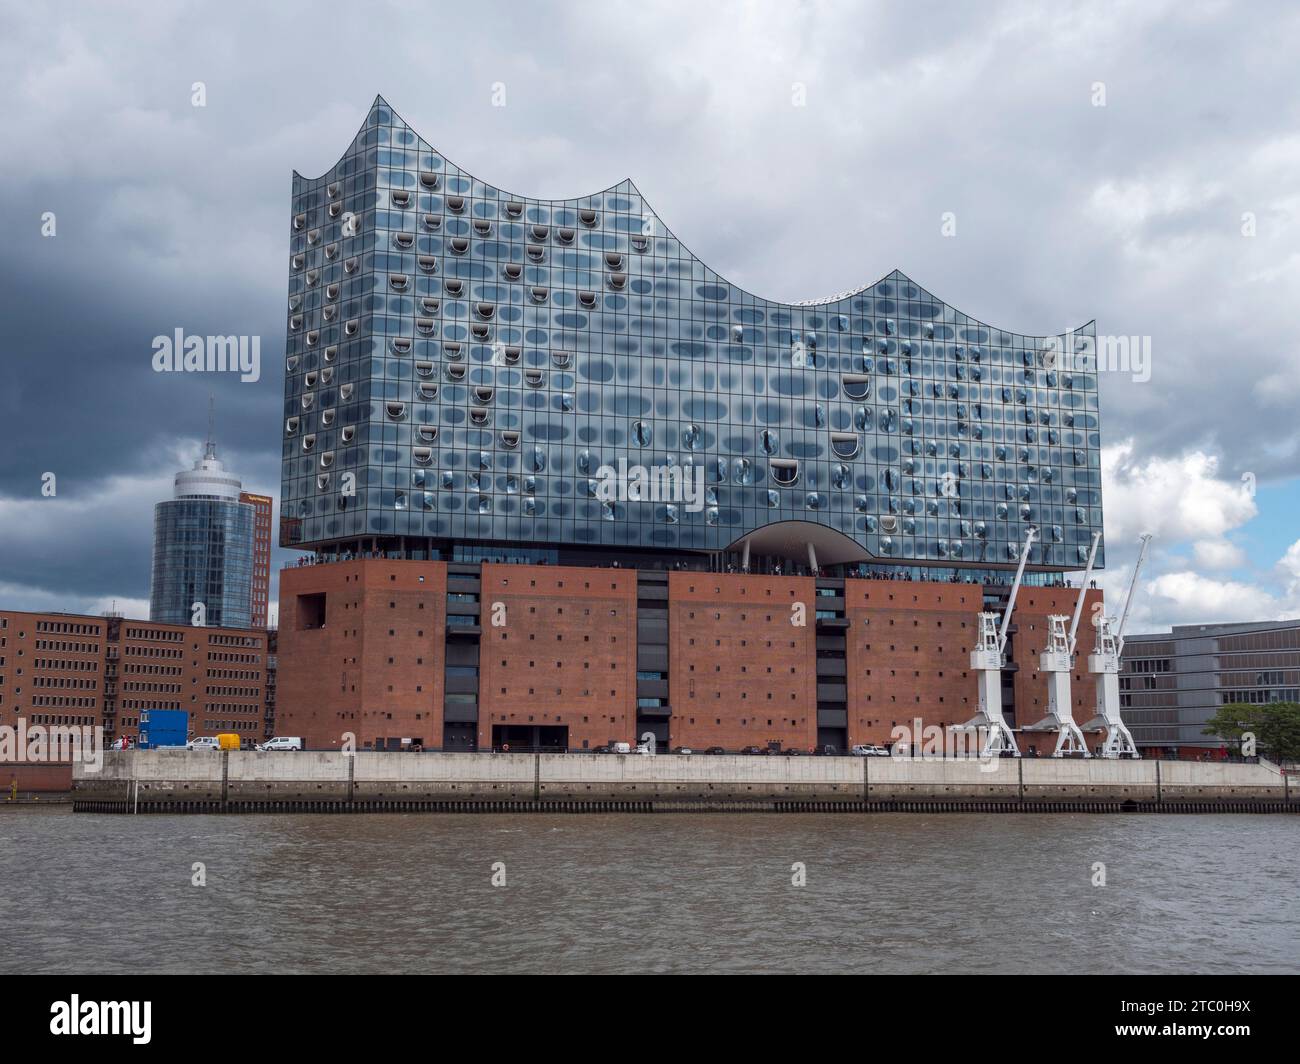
[276,97,1111,756]
[281,96,1103,578]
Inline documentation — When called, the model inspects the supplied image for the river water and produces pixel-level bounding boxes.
[1,807,1295,974]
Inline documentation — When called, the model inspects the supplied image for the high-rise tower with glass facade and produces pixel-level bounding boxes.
[150,440,255,630]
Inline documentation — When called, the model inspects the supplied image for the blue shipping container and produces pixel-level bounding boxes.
[138,708,188,749]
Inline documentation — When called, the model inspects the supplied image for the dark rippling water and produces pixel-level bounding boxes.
[1,807,1295,974]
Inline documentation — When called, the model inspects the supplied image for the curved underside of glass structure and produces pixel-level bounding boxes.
[281,96,1103,572]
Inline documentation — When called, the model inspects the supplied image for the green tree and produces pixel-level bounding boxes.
[1203,701,1300,763]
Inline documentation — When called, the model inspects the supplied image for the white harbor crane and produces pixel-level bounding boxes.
[1084,532,1153,759]
[1023,530,1102,757]
[954,527,1037,759]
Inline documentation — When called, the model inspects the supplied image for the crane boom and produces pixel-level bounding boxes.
[1067,531,1103,654]
[1116,533,1153,655]
[998,527,1037,651]
[1085,532,1153,759]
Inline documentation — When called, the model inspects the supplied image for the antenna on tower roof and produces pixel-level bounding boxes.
[205,394,217,460]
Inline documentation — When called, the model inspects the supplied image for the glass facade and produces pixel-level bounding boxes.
[150,499,254,629]
[150,443,255,631]
[149,499,253,629]
[281,96,1104,572]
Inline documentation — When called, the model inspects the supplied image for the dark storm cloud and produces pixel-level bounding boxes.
[1,0,1297,624]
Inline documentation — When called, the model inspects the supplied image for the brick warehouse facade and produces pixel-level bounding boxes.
[277,558,448,750]
[0,610,273,791]
[276,560,1105,755]
[667,573,816,753]
[478,563,637,752]
[1011,585,1105,754]
[845,581,984,748]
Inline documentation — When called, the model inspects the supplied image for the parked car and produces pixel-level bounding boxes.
[671,746,694,755]
[609,741,632,754]
[185,737,221,752]
[256,736,304,752]
[740,746,764,755]
[851,744,891,757]
[782,748,802,756]
[106,735,133,750]
[705,746,726,755]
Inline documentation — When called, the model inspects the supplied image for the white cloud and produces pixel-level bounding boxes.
[1253,369,1300,407]
[1121,537,1300,632]
[1101,442,1298,632]
[1278,539,1300,595]
[1102,440,1256,545]
[1192,538,1247,571]
[1143,570,1282,625]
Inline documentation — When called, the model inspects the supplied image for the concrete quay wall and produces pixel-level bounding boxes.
[71,751,1292,811]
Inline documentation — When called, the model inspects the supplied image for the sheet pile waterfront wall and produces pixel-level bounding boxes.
[71,750,1293,812]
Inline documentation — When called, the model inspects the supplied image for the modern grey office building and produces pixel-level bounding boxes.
[149,439,255,629]
[1120,619,1300,757]
[281,96,1103,579]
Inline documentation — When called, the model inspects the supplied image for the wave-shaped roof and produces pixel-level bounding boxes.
[293,95,1093,341]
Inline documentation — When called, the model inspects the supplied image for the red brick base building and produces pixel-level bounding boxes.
[277,559,1105,755]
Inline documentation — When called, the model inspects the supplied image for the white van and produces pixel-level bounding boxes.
[185,737,221,752]
[257,736,304,752]
[851,744,890,757]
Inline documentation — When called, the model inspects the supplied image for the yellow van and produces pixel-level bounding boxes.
[216,733,242,751]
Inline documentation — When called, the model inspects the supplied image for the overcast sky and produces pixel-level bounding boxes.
[0,0,1297,631]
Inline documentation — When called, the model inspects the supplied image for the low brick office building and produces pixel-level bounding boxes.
[0,610,270,790]
[277,560,1103,754]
